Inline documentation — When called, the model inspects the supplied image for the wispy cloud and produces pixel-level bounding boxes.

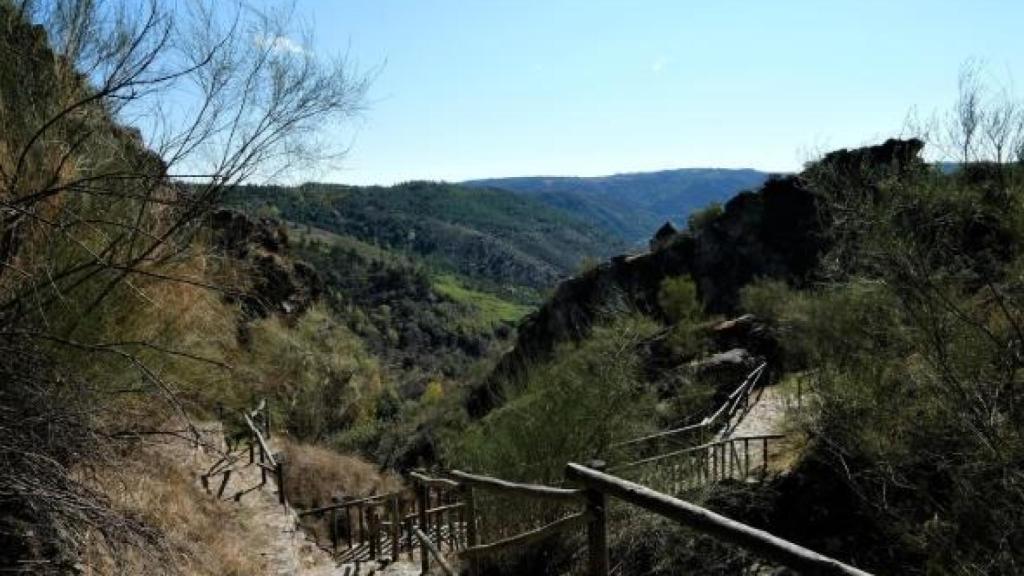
[255,33,309,55]
[651,56,670,74]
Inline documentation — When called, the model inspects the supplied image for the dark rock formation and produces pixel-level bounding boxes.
[209,209,321,320]
[211,209,290,257]
[649,221,679,252]
[469,139,926,419]
[708,314,779,363]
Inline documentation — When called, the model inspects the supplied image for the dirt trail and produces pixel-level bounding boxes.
[164,422,424,575]
[723,384,791,439]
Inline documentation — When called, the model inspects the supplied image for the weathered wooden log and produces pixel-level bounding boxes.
[460,512,587,560]
[414,527,455,576]
[565,463,874,576]
[418,482,430,574]
[410,470,461,489]
[448,470,584,503]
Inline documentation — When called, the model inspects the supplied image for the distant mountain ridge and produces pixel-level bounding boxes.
[227,181,624,299]
[465,168,771,244]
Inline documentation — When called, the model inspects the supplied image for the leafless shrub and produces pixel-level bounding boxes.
[0,0,370,568]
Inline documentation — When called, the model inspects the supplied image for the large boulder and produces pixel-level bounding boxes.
[708,314,779,362]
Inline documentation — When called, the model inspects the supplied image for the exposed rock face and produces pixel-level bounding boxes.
[470,139,925,419]
[692,174,823,311]
[709,314,779,363]
[649,221,679,252]
[211,209,290,256]
[210,209,321,320]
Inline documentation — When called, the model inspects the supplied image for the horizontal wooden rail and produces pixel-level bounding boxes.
[610,421,705,449]
[243,413,276,468]
[296,492,393,517]
[702,363,766,426]
[426,502,465,515]
[566,463,873,576]
[448,470,584,503]
[410,470,461,489]
[461,512,588,559]
[610,434,784,472]
[611,362,767,449]
[414,527,456,576]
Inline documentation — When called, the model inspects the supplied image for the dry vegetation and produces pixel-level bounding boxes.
[281,439,403,510]
[80,432,267,576]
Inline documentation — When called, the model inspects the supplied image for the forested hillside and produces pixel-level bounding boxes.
[466,168,769,243]
[6,0,1024,574]
[441,132,1024,575]
[228,181,624,299]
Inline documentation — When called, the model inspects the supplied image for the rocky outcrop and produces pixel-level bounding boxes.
[708,314,779,363]
[210,209,322,320]
[649,221,679,252]
[470,139,925,419]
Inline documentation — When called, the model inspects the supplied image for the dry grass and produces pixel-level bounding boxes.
[279,439,404,551]
[280,439,403,510]
[80,438,268,576]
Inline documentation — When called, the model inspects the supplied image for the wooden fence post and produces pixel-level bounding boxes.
[217,470,232,499]
[330,497,340,551]
[463,484,477,571]
[259,445,267,487]
[433,489,443,553]
[406,498,415,560]
[762,437,769,478]
[346,502,355,550]
[264,398,272,439]
[418,482,430,574]
[583,460,610,576]
[369,507,378,560]
[744,438,751,479]
[276,461,286,506]
[392,495,401,561]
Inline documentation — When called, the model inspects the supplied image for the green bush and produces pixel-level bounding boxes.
[686,201,723,233]
[448,314,658,482]
[657,275,702,323]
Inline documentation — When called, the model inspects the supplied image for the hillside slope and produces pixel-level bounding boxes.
[229,181,624,298]
[466,168,770,243]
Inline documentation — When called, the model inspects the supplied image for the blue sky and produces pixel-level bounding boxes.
[260,1,1024,185]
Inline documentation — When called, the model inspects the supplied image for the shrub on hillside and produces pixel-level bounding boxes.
[686,201,724,233]
[658,275,702,323]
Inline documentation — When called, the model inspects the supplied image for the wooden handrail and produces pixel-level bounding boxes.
[410,470,461,489]
[414,527,456,575]
[611,363,767,449]
[448,470,585,503]
[610,421,706,449]
[426,502,465,515]
[565,463,873,576]
[703,363,766,426]
[610,434,785,472]
[460,512,588,559]
[296,492,394,517]
[243,413,276,468]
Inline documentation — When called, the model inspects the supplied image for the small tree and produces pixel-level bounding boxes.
[657,275,702,323]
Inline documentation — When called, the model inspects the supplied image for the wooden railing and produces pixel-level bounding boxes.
[448,469,588,573]
[565,462,873,576]
[611,434,786,493]
[201,399,285,506]
[297,493,404,562]
[291,460,872,576]
[611,362,768,452]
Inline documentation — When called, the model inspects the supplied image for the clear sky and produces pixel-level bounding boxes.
[262,0,1024,185]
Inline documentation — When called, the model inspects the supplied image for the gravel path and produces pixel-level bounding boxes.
[723,384,790,439]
